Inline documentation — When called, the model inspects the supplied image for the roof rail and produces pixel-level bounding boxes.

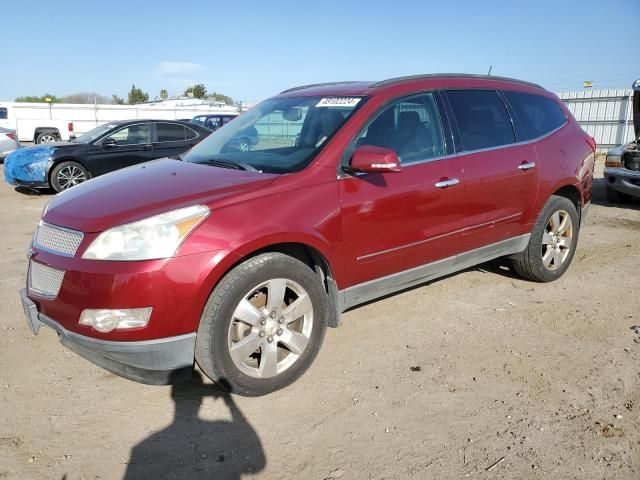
[280,81,364,94]
[371,74,544,90]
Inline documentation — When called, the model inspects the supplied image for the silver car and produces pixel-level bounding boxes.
[0,127,20,160]
[604,79,640,202]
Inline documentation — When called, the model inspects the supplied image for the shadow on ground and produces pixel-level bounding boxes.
[123,372,265,480]
[591,177,640,210]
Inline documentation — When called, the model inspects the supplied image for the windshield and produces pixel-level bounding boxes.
[182,95,365,173]
[73,123,119,144]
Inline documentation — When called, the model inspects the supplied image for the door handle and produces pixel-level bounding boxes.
[434,178,460,188]
[143,144,153,151]
[518,161,536,171]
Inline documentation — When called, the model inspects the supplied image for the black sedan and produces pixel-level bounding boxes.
[3,120,211,192]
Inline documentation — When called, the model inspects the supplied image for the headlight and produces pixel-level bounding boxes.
[82,205,210,261]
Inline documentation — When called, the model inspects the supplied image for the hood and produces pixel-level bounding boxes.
[633,79,640,141]
[44,159,278,232]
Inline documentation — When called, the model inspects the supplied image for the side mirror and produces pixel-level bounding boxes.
[282,107,302,122]
[347,145,402,174]
[102,138,117,148]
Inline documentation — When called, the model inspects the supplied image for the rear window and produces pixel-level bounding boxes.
[156,123,188,142]
[0,108,7,120]
[446,90,515,151]
[503,91,567,139]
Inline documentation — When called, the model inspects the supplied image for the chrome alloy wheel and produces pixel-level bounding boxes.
[227,278,314,379]
[542,209,573,271]
[57,165,87,190]
[39,134,57,143]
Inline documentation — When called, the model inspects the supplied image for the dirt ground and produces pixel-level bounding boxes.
[0,160,638,480]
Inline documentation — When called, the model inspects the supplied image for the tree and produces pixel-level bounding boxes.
[208,91,234,105]
[61,92,112,104]
[112,94,125,105]
[127,84,149,104]
[184,83,207,99]
[15,94,60,103]
[160,89,169,100]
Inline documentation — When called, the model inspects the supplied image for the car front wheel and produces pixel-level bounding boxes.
[50,161,90,192]
[512,195,580,282]
[195,252,328,396]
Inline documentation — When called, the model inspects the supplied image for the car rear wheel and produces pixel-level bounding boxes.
[36,132,59,144]
[512,195,579,282]
[195,252,328,396]
[50,161,90,192]
[605,187,632,204]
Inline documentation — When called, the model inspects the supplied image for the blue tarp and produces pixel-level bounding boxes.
[3,146,55,185]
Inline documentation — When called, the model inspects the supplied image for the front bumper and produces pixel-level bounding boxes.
[604,167,640,198]
[21,288,195,384]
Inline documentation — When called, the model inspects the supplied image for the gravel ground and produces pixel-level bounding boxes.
[0,160,638,480]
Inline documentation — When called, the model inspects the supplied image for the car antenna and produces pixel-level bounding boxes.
[487,65,493,76]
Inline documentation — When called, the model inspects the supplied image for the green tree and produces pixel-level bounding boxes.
[15,94,60,103]
[112,94,125,105]
[208,91,234,105]
[184,83,207,99]
[127,84,149,104]
[160,89,169,100]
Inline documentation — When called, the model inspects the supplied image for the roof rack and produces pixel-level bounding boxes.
[371,74,544,89]
[280,81,364,94]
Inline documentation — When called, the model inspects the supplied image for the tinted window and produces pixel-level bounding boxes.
[0,108,7,119]
[156,123,187,142]
[222,116,235,125]
[503,91,567,139]
[357,92,446,163]
[191,116,206,126]
[446,90,515,151]
[205,117,222,129]
[104,124,150,145]
[185,127,198,140]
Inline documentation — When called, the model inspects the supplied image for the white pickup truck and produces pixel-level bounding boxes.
[0,101,241,144]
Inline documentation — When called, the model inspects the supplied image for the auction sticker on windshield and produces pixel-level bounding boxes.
[316,97,361,107]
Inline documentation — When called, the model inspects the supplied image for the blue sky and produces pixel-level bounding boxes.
[3,0,639,103]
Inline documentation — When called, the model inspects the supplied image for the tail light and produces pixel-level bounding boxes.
[68,122,74,132]
[6,133,16,140]
[585,136,596,152]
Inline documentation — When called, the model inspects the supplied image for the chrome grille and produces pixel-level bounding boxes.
[34,222,83,257]
[29,261,65,298]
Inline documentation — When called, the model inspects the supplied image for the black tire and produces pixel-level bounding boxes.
[50,161,90,192]
[512,195,580,283]
[36,131,59,144]
[605,187,631,204]
[195,253,328,396]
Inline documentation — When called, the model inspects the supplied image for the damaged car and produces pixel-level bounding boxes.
[3,120,210,192]
[604,79,640,203]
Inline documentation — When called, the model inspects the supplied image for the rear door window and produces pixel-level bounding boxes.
[503,91,567,139]
[445,90,515,151]
[0,107,7,119]
[156,123,187,142]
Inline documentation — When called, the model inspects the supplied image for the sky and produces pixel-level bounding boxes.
[2,0,639,104]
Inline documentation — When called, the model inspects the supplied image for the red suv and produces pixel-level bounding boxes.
[20,74,595,396]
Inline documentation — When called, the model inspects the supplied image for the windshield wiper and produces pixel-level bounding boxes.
[202,158,260,172]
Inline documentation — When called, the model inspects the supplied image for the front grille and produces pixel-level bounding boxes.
[29,261,65,298]
[34,222,84,257]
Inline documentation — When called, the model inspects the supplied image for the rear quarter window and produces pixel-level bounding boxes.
[445,90,516,151]
[503,91,567,139]
[0,107,7,119]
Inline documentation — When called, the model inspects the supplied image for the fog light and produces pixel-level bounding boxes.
[79,308,152,333]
